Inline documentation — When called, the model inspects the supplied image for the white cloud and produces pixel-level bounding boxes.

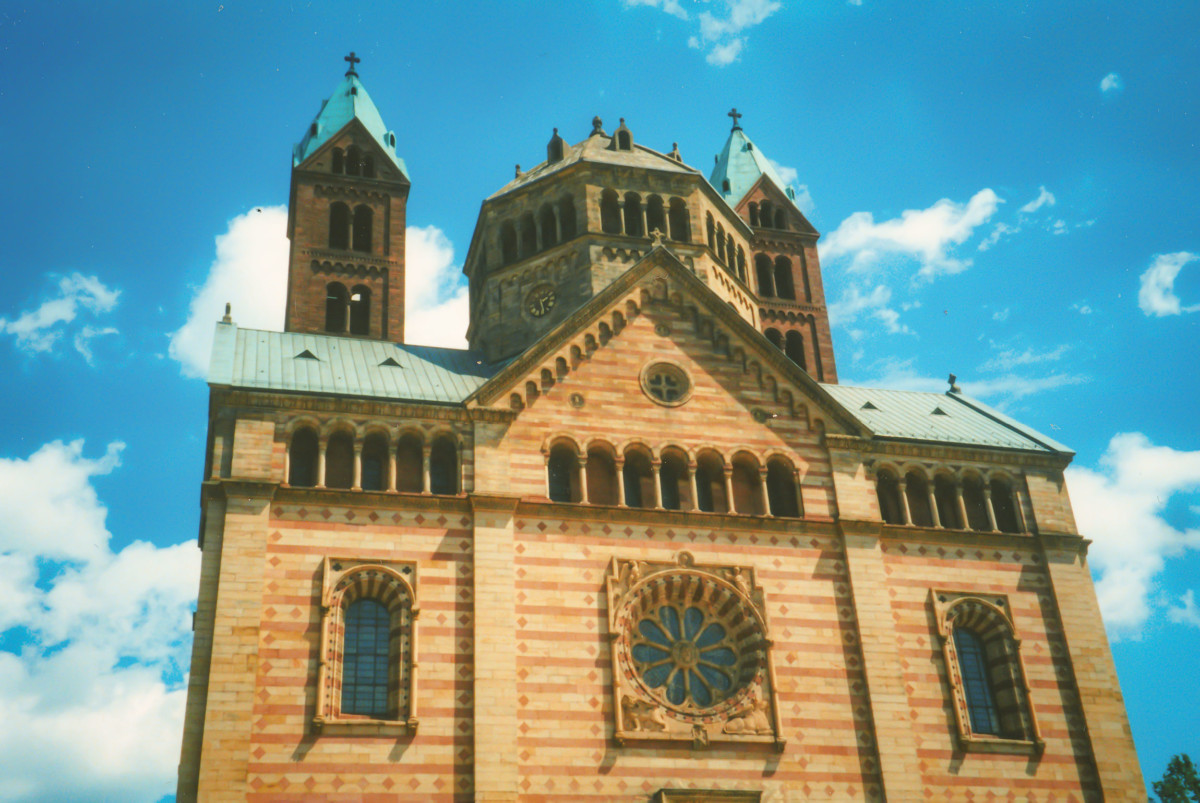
[978,222,1015,252]
[848,356,1087,405]
[828,283,906,332]
[977,344,1070,373]
[821,189,1002,280]
[992,307,1010,321]
[169,208,469,376]
[1019,186,1056,215]
[622,0,688,19]
[1100,72,1123,93]
[73,325,119,365]
[168,206,290,377]
[766,159,815,215]
[0,273,120,356]
[706,37,745,66]
[0,439,201,801]
[404,225,470,348]
[1067,433,1200,638]
[1169,590,1200,629]
[1138,251,1200,317]
[1072,301,1093,315]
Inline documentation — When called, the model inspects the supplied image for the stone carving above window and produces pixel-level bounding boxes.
[606,551,784,750]
[314,557,419,736]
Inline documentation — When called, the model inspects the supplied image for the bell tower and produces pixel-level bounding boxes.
[285,54,411,342]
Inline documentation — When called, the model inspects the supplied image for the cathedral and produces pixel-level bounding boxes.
[176,58,1145,801]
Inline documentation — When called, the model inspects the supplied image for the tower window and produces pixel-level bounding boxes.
[325,282,349,333]
[332,148,344,174]
[560,196,578,240]
[774,256,795,300]
[360,432,388,491]
[520,213,537,257]
[429,435,459,495]
[349,284,371,335]
[784,330,807,371]
[755,254,775,297]
[500,221,518,264]
[329,203,351,250]
[345,145,362,176]
[766,458,801,518]
[721,178,731,193]
[623,193,644,237]
[668,198,690,243]
[287,427,319,487]
[352,205,372,253]
[548,443,580,503]
[600,190,622,235]
[876,468,904,525]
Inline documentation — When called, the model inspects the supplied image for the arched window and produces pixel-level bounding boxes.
[325,282,349,333]
[646,196,666,237]
[726,234,736,270]
[331,147,344,174]
[799,249,813,302]
[934,474,962,529]
[361,153,375,179]
[343,599,391,716]
[622,449,654,509]
[548,443,580,503]
[361,432,388,491]
[520,213,537,257]
[905,470,934,527]
[694,452,727,513]
[345,145,362,176]
[991,477,1022,533]
[539,204,558,249]
[325,431,355,489]
[784,330,807,371]
[600,190,622,234]
[500,221,518,264]
[876,469,904,525]
[736,247,747,282]
[748,203,760,227]
[352,205,373,253]
[773,256,795,300]
[316,561,417,730]
[288,428,319,487]
[329,202,351,250]
[668,198,690,243]
[659,449,690,511]
[706,213,715,249]
[938,596,1039,747]
[560,196,577,240]
[765,328,783,349]
[349,285,370,336]
[715,224,726,263]
[765,458,800,518]
[624,193,644,237]
[774,208,786,229]
[730,454,763,515]
[617,130,631,150]
[429,435,458,495]
[755,254,775,297]
[586,446,618,506]
[962,474,991,531]
[760,200,774,227]
[395,432,423,493]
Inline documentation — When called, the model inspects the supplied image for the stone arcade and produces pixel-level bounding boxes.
[176,59,1144,801]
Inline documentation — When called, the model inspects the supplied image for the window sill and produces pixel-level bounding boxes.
[958,733,1043,755]
[313,716,417,737]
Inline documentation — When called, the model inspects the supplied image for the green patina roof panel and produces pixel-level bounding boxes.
[820,384,1072,454]
[709,127,799,208]
[210,323,498,404]
[293,73,407,176]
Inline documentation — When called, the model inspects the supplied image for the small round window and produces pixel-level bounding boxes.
[641,362,691,407]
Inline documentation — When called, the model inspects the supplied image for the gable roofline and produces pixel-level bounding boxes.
[293,72,408,177]
[739,173,819,237]
[943,391,1074,456]
[465,245,870,437]
[293,115,410,182]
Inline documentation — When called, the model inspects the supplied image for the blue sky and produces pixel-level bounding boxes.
[1,1,1197,799]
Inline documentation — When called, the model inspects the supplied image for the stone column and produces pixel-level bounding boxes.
[640,205,649,238]
[651,460,663,509]
[898,479,913,525]
[757,468,770,516]
[617,199,626,235]
[578,457,589,504]
[723,467,735,514]
[689,465,700,512]
[928,483,941,528]
[615,459,626,507]
[955,480,969,531]
[422,448,431,494]
[983,487,998,532]
[387,445,397,492]
[470,495,522,802]
[281,440,291,487]
[316,439,327,488]
[352,444,363,491]
[554,207,562,242]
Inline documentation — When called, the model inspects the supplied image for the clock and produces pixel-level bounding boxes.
[526,285,557,318]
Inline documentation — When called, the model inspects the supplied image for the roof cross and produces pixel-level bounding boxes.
[344,51,361,76]
[727,107,743,130]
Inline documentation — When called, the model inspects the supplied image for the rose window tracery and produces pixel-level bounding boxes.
[633,604,738,707]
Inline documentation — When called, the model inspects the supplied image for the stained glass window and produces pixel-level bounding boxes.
[954,627,1000,735]
[632,603,738,708]
[343,599,391,717]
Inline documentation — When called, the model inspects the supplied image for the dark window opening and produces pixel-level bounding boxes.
[905,471,934,526]
[668,198,690,243]
[560,196,577,240]
[646,196,666,237]
[963,475,991,531]
[548,444,579,503]
[659,451,689,511]
[765,328,783,349]
[500,222,518,264]
[345,145,362,176]
[325,282,349,333]
[361,433,388,491]
[329,203,351,250]
[774,256,795,300]
[934,475,962,529]
[342,599,391,717]
[352,205,372,253]
[785,330,807,371]
[520,214,537,257]
[349,285,370,336]
[586,448,619,506]
[766,459,800,517]
[876,470,904,524]
[325,432,355,489]
[622,451,653,509]
[332,148,344,174]
[624,193,644,237]
[617,130,632,150]
[600,190,622,235]
[954,627,1001,736]
[991,479,1021,533]
[774,208,786,229]
[396,433,423,493]
[288,428,319,487]
[539,205,558,249]
[755,254,775,297]
[429,436,458,495]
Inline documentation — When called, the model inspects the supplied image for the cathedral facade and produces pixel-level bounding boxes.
[176,62,1145,801]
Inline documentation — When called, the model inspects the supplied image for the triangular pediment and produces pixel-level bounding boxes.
[294,116,409,184]
[467,246,866,438]
[737,174,818,237]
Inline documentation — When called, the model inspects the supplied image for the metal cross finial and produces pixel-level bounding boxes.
[344,51,361,75]
[728,108,743,130]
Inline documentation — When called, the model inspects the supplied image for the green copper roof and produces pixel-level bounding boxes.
[709,126,799,208]
[209,323,498,404]
[821,384,1073,454]
[293,72,407,177]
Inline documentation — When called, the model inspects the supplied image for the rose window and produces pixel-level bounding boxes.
[633,604,738,707]
[640,363,691,406]
[616,569,766,719]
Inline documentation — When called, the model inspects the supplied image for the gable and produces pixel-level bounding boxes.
[295,117,409,184]
[468,247,864,438]
[737,175,818,236]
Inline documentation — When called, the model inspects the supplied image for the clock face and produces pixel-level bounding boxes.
[527,286,556,318]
